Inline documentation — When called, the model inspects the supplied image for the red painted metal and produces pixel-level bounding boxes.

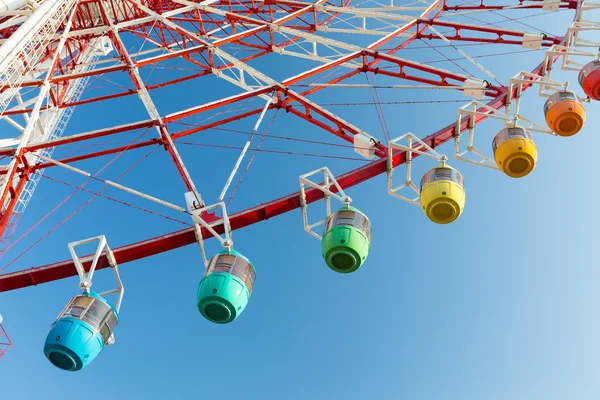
[0,1,85,249]
[0,0,578,292]
[0,75,540,292]
[0,323,11,358]
[417,19,564,46]
[442,0,576,11]
[0,0,357,242]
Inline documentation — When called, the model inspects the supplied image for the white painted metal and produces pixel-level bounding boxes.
[387,133,446,206]
[304,83,485,90]
[505,71,569,116]
[463,78,488,100]
[34,154,188,213]
[0,15,29,33]
[0,0,29,12]
[354,133,377,159]
[452,98,553,171]
[544,45,596,74]
[185,191,203,213]
[314,26,401,36]
[11,0,446,96]
[0,0,585,250]
[453,102,508,170]
[185,196,233,267]
[14,0,434,44]
[100,0,204,207]
[167,0,479,99]
[426,24,499,83]
[299,167,351,240]
[68,235,124,313]
[271,46,361,68]
[0,0,81,223]
[4,42,109,244]
[542,5,600,77]
[448,0,592,172]
[542,0,561,11]
[218,96,274,203]
[0,0,77,115]
[313,4,414,21]
[522,33,544,49]
[441,3,554,17]
[91,36,113,56]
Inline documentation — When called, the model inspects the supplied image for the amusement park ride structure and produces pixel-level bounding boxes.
[0,0,596,370]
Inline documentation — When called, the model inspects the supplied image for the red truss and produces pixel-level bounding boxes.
[0,0,582,291]
[0,323,11,358]
[443,0,577,11]
[417,19,567,46]
[0,55,561,292]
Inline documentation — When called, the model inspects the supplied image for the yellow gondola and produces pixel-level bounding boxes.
[492,126,537,178]
[420,163,465,224]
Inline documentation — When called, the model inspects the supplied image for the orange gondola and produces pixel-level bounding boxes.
[543,91,586,137]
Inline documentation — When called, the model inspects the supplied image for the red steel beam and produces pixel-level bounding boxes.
[442,0,576,11]
[0,1,84,226]
[0,84,512,292]
[0,63,550,292]
[417,19,564,46]
[0,0,571,291]
[0,323,11,358]
[16,84,383,174]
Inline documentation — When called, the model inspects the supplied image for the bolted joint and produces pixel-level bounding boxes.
[223,239,234,251]
[79,279,91,291]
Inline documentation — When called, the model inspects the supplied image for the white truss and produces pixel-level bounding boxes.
[175,0,490,96]
[505,71,572,117]
[543,2,600,78]
[7,46,104,228]
[69,235,124,313]
[0,0,590,250]
[185,195,233,267]
[450,0,598,171]
[299,166,351,240]
[218,96,274,203]
[0,0,81,218]
[387,133,446,206]
[99,0,204,205]
[0,0,77,115]
[453,98,553,170]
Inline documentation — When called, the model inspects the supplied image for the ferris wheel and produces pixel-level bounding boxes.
[0,0,597,372]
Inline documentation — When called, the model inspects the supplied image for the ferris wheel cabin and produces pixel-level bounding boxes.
[197,249,256,324]
[420,165,465,224]
[321,206,371,274]
[579,60,600,101]
[43,291,119,371]
[492,127,538,178]
[543,90,586,136]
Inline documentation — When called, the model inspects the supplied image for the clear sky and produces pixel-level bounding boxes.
[1,2,599,400]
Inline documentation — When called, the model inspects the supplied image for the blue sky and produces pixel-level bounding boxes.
[1,2,600,399]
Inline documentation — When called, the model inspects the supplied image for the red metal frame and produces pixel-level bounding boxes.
[0,54,551,292]
[443,0,577,10]
[0,323,11,358]
[417,19,566,45]
[0,0,579,292]
[0,0,346,246]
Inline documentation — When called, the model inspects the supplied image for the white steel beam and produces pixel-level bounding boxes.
[129,0,379,146]
[35,154,187,213]
[99,0,204,205]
